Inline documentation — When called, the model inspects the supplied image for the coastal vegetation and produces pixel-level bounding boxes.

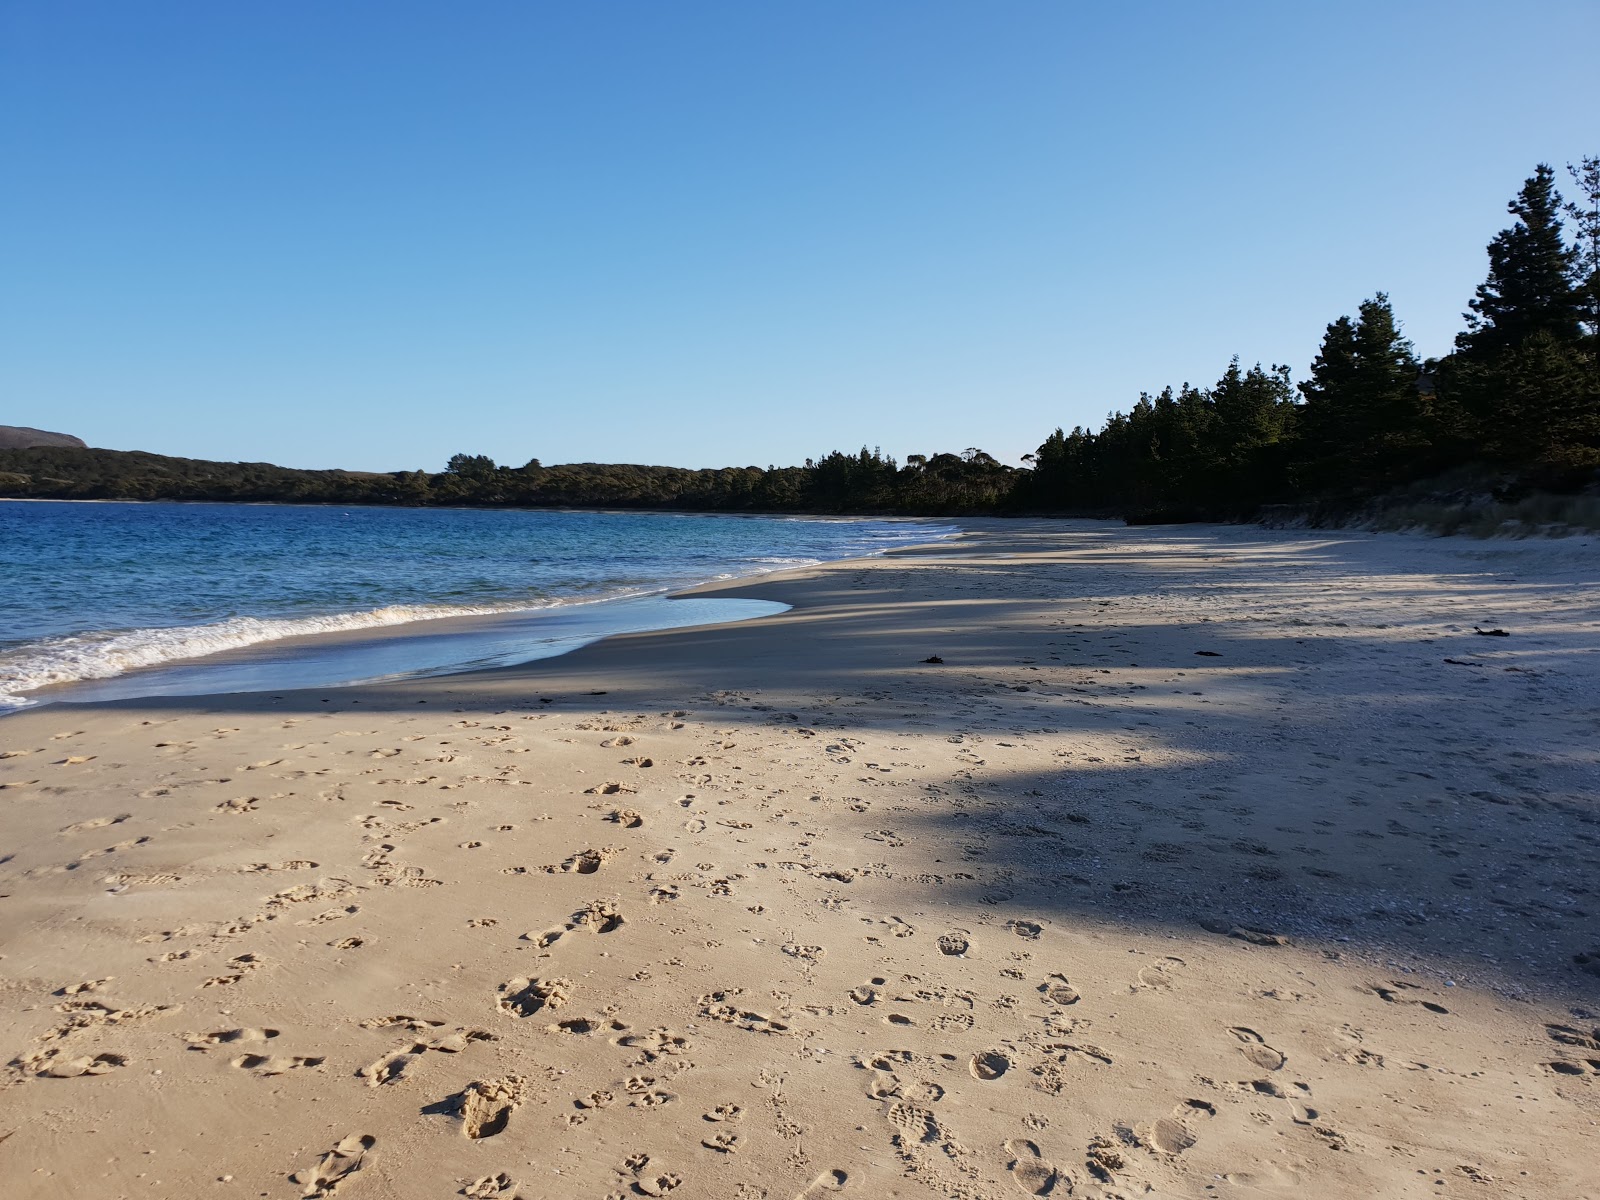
[4,161,1596,523]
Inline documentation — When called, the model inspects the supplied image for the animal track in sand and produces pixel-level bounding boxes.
[1004,1138,1060,1195]
[1230,1027,1286,1071]
[704,1103,743,1122]
[629,1087,677,1108]
[601,736,635,747]
[1007,919,1044,939]
[291,1133,375,1196]
[583,781,637,795]
[634,1169,684,1196]
[214,796,260,813]
[607,808,644,827]
[497,976,571,1017]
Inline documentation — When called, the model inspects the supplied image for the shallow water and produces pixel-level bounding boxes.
[0,502,955,708]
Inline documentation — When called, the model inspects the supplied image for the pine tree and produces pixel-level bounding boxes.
[1565,156,1600,345]
[1457,165,1580,359]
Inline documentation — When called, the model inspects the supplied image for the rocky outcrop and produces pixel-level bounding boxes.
[0,425,87,450]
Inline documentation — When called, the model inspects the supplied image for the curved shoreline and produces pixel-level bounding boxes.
[0,519,1597,1195]
[3,520,965,712]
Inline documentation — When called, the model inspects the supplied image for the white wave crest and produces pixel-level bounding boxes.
[0,598,574,710]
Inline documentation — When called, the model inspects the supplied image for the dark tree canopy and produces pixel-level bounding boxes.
[1457,165,1581,359]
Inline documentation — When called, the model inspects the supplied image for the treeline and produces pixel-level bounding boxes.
[2,160,1595,521]
[0,444,1016,515]
[1023,159,1600,519]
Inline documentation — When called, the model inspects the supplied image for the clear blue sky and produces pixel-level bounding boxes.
[3,2,1596,472]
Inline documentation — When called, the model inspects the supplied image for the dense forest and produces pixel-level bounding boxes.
[4,160,1596,522]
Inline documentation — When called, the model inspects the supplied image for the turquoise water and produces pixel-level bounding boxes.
[0,502,956,709]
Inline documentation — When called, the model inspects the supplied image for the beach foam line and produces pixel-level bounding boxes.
[0,523,959,711]
[0,592,649,711]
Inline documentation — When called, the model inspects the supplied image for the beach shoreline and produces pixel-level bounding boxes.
[2,519,1597,1199]
[0,506,961,713]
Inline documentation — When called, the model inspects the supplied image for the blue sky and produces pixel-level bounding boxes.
[2,2,1597,472]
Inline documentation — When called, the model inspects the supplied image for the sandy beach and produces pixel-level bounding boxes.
[2,519,1598,1200]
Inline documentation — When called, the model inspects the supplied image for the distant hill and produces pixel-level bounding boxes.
[0,425,87,450]
[0,442,1016,515]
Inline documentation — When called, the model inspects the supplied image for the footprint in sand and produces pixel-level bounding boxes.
[36,1051,127,1078]
[497,976,571,1017]
[937,932,971,957]
[1134,956,1185,990]
[552,847,619,874]
[358,1045,424,1086]
[458,1077,525,1139]
[187,1027,280,1047]
[1146,1116,1198,1154]
[290,1133,374,1197]
[1004,1138,1060,1195]
[60,814,130,834]
[1039,974,1079,1006]
[1364,980,1450,1014]
[233,1053,325,1076]
[794,1169,848,1198]
[1230,1027,1286,1071]
[462,1174,518,1198]
[970,1049,1011,1080]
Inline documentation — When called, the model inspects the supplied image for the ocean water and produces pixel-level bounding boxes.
[0,502,956,710]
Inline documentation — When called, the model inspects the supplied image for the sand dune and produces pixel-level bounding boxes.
[2,520,1597,1199]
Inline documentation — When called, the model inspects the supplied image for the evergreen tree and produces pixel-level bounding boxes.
[1457,165,1580,359]
[1565,155,1600,345]
[1299,296,1436,489]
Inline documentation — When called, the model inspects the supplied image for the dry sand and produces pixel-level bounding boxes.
[2,519,1598,1199]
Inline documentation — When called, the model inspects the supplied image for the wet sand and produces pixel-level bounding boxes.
[2,519,1597,1199]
